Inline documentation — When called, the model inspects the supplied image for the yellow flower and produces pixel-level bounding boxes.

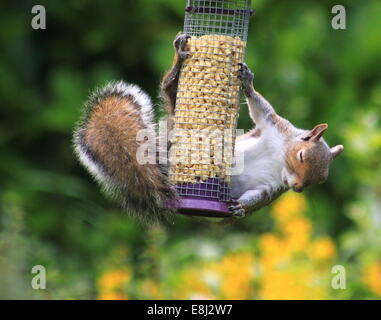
[140,280,162,299]
[175,268,213,299]
[257,192,334,300]
[309,237,336,261]
[215,251,255,299]
[98,292,128,300]
[363,263,381,296]
[97,268,131,300]
[174,251,255,300]
[282,217,312,253]
[260,267,326,300]
[272,192,307,223]
[260,233,290,267]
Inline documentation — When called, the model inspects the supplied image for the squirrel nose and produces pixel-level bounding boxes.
[292,183,303,193]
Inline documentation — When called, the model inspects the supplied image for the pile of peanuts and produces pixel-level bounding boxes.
[169,34,246,184]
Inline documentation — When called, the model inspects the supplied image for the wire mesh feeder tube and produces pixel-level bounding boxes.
[168,0,252,217]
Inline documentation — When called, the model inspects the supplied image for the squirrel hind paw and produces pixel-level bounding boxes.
[238,63,254,84]
[173,33,191,60]
[228,201,246,219]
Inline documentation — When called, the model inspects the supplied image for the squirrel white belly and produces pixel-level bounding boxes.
[73,33,344,223]
[231,125,286,200]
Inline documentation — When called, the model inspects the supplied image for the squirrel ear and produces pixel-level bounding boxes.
[308,123,328,141]
[331,144,344,159]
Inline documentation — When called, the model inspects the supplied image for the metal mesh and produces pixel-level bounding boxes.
[169,0,251,202]
[184,0,252,40]
[176,177,230,201]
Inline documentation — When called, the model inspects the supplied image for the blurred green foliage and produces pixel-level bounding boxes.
[0,0,380,299]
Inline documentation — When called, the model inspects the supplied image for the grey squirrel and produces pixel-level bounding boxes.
[73,33,344,223]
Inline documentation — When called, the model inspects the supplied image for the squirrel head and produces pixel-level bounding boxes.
[282,123,344,192]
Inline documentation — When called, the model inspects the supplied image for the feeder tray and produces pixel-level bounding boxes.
[168,0,253,218]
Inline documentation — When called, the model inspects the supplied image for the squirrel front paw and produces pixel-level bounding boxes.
[173,33,191,60]
[238,63,254,97]
[228,199,246,219]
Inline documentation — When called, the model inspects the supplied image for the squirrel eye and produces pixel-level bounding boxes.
[298,150,304,162]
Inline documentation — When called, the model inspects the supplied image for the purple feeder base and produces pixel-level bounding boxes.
[167,177,233,218]
[168,197,231,218]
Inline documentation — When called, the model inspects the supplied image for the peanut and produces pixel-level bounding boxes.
[169,34,246,184]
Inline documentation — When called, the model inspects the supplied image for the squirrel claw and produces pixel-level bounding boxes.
[238,63,254,97]
[228,200,246,219]
[174,33,191,60]
[179,51,191,60]
[238,63,254,84]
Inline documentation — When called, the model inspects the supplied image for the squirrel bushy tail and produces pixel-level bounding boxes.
[73,81,176,223]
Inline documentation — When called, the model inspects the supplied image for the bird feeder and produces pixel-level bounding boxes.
[168,0,253,218]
